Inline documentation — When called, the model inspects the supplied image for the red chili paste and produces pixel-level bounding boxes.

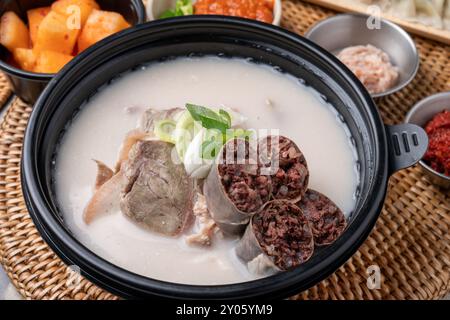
[423,110,450,176]
[194,0,274,24]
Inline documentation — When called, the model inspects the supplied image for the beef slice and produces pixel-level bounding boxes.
[120,140,194,236]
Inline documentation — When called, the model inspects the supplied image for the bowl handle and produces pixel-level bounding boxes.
[385,124,428,175]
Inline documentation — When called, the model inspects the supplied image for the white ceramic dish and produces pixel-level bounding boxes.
[145,0,282,25]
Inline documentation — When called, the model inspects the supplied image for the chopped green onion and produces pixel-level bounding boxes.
[174,111,200,160]
[204,128,223,144]
[202,140,221,160]
[154,119,177,143]
[153,104,250,166]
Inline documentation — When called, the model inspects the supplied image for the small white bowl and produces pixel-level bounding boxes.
[145,0,282,26]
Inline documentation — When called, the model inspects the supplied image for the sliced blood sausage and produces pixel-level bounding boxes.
[258,136,309,203]
[204,139,271,234]
[236,200,314,273]
[298,189,347,246]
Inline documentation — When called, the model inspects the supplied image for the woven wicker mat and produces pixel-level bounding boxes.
[0,72,11,110]
[0,0,449,300]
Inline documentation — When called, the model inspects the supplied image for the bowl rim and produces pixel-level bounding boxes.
[419,160,450,181]
[305,13,420,98]
[146,0,283,25]
[0,0,147,79]
[22,16,390,299]
[405,91,450,182]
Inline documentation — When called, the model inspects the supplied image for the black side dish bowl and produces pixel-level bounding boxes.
[21,17,428,299]
[0,0,146,103]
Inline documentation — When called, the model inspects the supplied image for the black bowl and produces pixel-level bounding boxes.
[0,0,146,104]
[21,17,428,299]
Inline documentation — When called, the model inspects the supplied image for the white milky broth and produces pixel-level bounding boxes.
[55,57,359,285]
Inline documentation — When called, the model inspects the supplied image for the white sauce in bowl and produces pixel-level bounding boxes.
[55,57,359,285]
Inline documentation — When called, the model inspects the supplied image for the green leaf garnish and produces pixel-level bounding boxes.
[159,0,193,19]
[186,103,230,134]
[159,9,176,19]
[219,109,232,128]
[176,0,194,15]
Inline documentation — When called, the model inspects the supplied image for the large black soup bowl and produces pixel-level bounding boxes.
[22,17,428,299]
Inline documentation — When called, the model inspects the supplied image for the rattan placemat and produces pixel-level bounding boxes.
[0,0,449,300]
[0,72,11,110]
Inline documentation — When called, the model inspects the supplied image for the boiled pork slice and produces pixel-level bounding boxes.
[84,139,194,237]
[83,170,128,224]
[114,129,149,172]
[93,160,114,190]
[120,140,194,236]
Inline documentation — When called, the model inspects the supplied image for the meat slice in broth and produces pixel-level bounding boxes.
[120,140,195,236]
[84,108,195,237]
[83,170,128,224]
[113,108,183,172]
[114,129,149,172]
[93,160,114,190]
